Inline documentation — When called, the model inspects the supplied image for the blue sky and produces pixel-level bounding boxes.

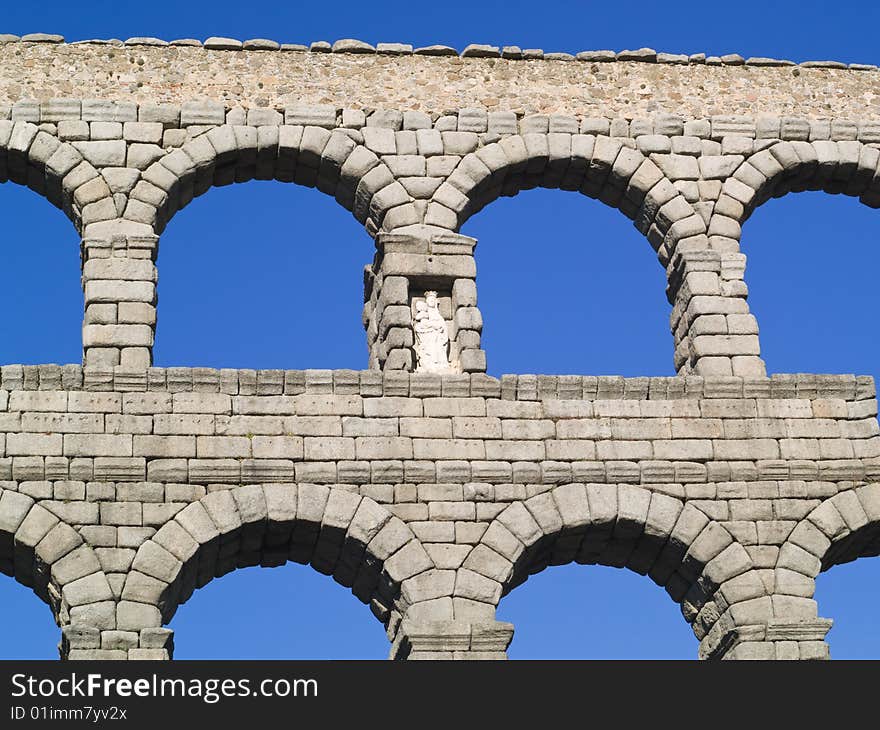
[2,1,880,659]
[3,0,880,65]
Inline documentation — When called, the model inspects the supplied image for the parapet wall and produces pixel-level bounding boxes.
[1,36,879,119]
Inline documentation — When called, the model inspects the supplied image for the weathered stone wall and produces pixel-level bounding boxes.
[1,367,878,659]
[2,37,879,120]
[2,36,880,660]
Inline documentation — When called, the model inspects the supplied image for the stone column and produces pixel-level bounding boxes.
[363,228,486,373]
[390,619,514,660]
[704,618,833,660]
[668,249,766,377]
[61,624,174,661]
[81,232,158,369]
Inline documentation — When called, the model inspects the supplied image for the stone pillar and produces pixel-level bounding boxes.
[81,233,158,369]
[705,619,833,661]
[668,249,766,377]
[364,228,486,373]
[390,619,514,660]
[61,624,174,661]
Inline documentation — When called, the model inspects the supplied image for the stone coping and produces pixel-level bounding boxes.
[0,365,873,400]
[0,33,874,70]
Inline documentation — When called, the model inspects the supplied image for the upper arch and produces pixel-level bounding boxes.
[130,125,414,239]
[0,120,108,234]
[712,139,880,247]
[427,134,706,267]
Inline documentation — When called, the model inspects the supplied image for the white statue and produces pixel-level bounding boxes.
[413,291,450,373]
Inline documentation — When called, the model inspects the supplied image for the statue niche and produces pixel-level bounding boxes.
[412,291,451,373]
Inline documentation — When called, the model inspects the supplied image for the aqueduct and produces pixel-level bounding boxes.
[0,34,879,659]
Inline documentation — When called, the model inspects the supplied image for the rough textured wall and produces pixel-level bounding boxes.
[1,39,880,119]
[1,367,878,660]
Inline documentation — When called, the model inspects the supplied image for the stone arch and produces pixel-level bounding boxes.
[712,139,880,249]
[0,487,114,635]
[694,139,880,379]
[426,134,706,268]
[125,484,435,652]
[131,125,414,239]
[782,484,880,583]
[0,120,111,234]
[456,484,759,659]
[759,483,880,659]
